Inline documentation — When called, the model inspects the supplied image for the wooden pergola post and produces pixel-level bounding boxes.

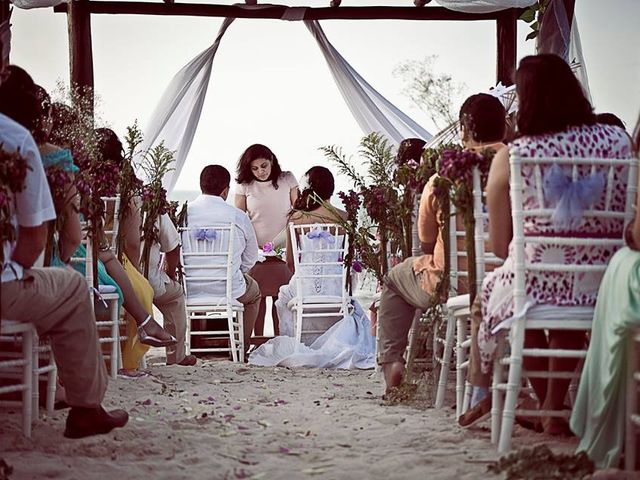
[496,8,518,86]
[67,0,95,112]
[0,1,10,25]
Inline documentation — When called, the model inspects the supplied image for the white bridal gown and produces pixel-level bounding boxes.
[248,232,376,369]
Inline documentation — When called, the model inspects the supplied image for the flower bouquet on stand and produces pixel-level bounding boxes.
[137,142,174,278]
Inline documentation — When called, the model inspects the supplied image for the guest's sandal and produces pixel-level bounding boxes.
[137,315,177,348]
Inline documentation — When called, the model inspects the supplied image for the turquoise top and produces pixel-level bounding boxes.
[41,148,79,174]
[41,147,123,307]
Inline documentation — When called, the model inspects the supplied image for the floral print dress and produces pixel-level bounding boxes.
[478,123,633,373]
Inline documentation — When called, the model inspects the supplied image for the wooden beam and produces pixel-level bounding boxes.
[496,8,518,86]
[54,2,510,21]
[68,0,95,113]
[0,1,10,25]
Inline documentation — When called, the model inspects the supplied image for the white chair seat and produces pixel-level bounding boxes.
[186,298,243,309]
[1,320,32,335]
[287,295,344,308]
[446,294,470,311]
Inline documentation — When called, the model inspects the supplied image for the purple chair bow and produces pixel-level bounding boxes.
[306,229,335,244]
[194,228,217,241]
[542,163,606,230]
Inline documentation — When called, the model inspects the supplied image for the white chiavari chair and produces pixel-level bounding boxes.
[288,223,349,346]
[180,224,244,362]
[493,152,638,453]
[0,320,34,437]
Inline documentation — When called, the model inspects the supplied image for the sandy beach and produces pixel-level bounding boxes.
[0,354,585,480]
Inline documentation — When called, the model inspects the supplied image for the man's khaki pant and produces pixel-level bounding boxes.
[239,274,261,353]
[0,268,107,408]
[154,279,187,364]
[377,257,432,365]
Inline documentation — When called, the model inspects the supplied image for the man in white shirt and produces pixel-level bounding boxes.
[146,213,196,366]
[186,165,261,355]
[0,109,128,438]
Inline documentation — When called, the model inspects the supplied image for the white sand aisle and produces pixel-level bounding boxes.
[0,361,578,480]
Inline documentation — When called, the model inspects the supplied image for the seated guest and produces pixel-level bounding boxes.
[378,93,507,394]
[279,166,348,337]
[119,188,196,366]
[0,68,127,438]
[569,121,639,467]
[186,165,261,355]
[249,166,375,369]
[473,54,632,434]
[94,128,179,372]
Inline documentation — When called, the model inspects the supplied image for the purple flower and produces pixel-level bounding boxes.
[352,260,363,273]
[262,242,274,253]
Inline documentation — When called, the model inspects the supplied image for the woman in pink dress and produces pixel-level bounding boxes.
[479,54,632,434]
[235,144,299,337]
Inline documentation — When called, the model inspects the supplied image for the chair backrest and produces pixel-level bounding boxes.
[472,167,504,293]
[289,223,349,304]
[509,151,638,316]
[179,224,235,306]
[101,195,121,254]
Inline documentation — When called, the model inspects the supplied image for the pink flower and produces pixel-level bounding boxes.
[262,242,274,253]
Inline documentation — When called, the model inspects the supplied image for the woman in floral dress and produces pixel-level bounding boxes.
[479,54,632,434]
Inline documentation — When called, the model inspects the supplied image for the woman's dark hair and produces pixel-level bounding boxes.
[236,143,283,189]
[396,138,426,165]
[292,166,334,213]
[0,65,41,136]
[95,127,124,166]
[596,112,626,130]
[516,54,595,136]
[32,85,52,144]
[459,93,506,143]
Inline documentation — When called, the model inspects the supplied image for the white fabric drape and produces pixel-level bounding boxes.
[10,0,64,8]
[537,0,591,101]
[434,0,535,13]
[137,18,234,191]
[305,20,432,146]
[143,16,432,192]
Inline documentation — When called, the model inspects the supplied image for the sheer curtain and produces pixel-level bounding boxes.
[141,16,431,192]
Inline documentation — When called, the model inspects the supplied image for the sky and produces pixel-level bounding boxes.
[9,0,640,200]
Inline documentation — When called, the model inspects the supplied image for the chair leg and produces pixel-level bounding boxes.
[185,311,192,356]
[491,334,505,445]
[498,321,527,454]
[31,333,39,421]
[46,357,57,414]
[23,327,34,438]
[455,312,468,418]
[227,310,238,363]
[110,301,118,380]
[238,310,245,362]
[435,313,456,409]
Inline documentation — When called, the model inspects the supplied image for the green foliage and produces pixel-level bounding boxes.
[320,133,434,283]
[393,55,466,131]
[138,141,175,277]
[519,0,552,41]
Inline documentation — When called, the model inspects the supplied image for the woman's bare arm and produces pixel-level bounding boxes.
[486,147,512,259]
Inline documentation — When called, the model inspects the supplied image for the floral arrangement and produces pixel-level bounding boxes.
[320,133,435,285]
[49,86,114,285]
[431,145,496,303]
[0,147,30,265]
[43,164,75,266]
[116,122,145,262]
[262,241,285,260]
[138,142,174,278]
